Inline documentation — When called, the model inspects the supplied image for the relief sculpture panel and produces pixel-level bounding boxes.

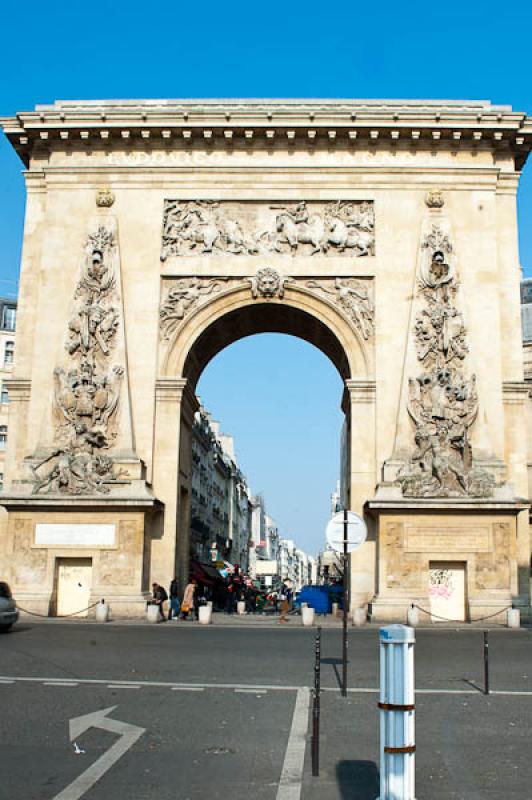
[159,270,375,343]
[160,200,375,259]
[30,224,125,495]
[397,223,497,498]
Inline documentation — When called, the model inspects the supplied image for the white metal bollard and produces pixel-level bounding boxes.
[198,605,212,625]
[406,606,419,627]
[507,607,520,628]
[353,607,366,627]
[95,600,110,623]
[378,625,416,800]
[237,600,246,615]
[332,601,339,618]
[302,606,315,626]
[147,604,162,623]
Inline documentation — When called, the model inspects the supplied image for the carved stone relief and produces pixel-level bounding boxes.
[250,267,287,299]
[160,200,375,259]
[159,277,235,339]
[306,278,374,339]
[31,224,125,495]
[425,189,444,209]
[397,223,496,498]
[96,187,115,208]
[159,271,375,343]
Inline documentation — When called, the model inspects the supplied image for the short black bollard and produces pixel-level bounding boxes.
[312,626,322,777]
[483,631,490,695]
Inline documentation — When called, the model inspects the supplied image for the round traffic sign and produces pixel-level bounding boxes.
[326,511,367,553]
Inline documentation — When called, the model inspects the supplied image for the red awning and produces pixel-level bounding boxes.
[189,559,226,586]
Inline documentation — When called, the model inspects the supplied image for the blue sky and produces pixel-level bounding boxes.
[1,1,531,553]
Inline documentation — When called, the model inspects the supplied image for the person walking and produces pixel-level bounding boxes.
[181,578,196,620]
[225,578,235,614]
[169,576,180,620]
[152,582,168,621]
[278,581,292,624]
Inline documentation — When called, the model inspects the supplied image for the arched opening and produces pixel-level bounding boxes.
[152,287,376,603]
[193,333,345,574]
[182,302,351,391]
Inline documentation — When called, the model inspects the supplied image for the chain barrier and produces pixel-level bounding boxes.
[16,601,101,619]
[413,603,512,624]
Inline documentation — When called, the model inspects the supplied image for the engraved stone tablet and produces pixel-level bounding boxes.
[35,524,116,547]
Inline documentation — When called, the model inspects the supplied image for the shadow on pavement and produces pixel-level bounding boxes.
[320,656,345,691]
[335,759,379,800]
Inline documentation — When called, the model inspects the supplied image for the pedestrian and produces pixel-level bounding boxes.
[279,580,292,624]
[152,582,168,621]
[169,576,180,621]
[181,578,196,620]
[225,578,235,614]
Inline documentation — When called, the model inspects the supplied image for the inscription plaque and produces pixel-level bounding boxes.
[405,525,491,553]
[35,524,116,547]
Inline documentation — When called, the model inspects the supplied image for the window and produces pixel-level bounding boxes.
[1,306,16,331]
[4,341,14,366]
[0,425,6,449]
[1,383,8,404]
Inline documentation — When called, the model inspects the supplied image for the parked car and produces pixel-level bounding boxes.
[0,582,19,632]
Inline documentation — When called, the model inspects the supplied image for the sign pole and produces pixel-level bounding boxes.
[342,508,348,698]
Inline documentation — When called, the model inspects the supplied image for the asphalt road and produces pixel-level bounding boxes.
[1,622,531,799]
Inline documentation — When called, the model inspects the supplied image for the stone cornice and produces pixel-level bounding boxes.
[2,98,531,169]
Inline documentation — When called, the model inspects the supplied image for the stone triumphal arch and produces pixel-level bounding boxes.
[1,99,531,620]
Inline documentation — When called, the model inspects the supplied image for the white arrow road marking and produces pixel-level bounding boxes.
[52,705,145,800]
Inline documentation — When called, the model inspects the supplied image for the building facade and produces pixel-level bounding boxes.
[0,298,17,493]
[0,98,531,620]
[190,406,252,571]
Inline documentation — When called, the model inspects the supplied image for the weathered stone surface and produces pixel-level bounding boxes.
[0,98,531,617]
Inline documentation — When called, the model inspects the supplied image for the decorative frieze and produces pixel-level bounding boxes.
[306,278,374,339]
[159,277,234,339]
[160,200,375,259]
[31,223,125,495]
[159,270,375,342]
[397,223,496,498]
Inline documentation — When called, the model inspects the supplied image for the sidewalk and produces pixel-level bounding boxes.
[16,608,523,630]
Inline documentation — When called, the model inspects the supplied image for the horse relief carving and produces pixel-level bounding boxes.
[160,200,375,259]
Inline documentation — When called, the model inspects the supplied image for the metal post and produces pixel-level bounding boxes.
[378,625,416,800]
[312,626,321,777]
[342,509,348,698]
[483,631,490,695]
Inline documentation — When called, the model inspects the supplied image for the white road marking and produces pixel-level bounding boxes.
[1,675,532,696]
[107,685,140,690]
[52,705,145,800]
[43,682,79,687]
[171,687,204,692]
[276,687,310,800]
[0,675,299,691]
[235,688,267,694]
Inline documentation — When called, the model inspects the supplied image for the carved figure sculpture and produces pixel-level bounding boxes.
[306,278,374,339]
[159,277,230,338]
[250,267,287,299]
[160,200,375,258]
[397,223,495,498]
[31,222,124,496]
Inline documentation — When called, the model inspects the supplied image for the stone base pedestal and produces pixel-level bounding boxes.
[0,497,156,620]
[366,496,528,625]
[88,593,152,619]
